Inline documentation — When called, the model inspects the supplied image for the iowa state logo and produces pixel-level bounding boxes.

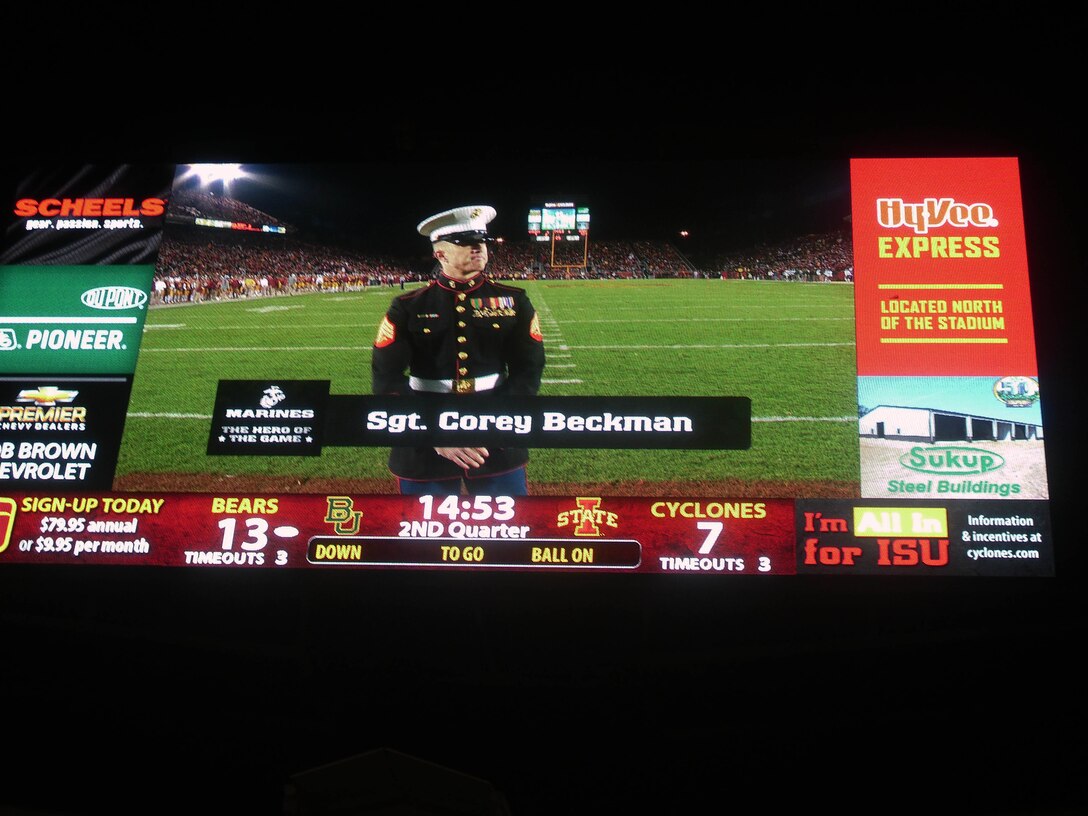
[556,497,618,537]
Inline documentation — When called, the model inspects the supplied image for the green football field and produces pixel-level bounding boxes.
[114,280,860,495]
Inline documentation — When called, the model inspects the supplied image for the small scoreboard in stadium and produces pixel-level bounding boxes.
[528,203,590,242]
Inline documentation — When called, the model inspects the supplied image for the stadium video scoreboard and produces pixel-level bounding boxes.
[528,203,590,241]
[0,159,1055,577]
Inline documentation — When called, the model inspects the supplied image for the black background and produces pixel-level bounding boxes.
[0,377,132,491]
[1,20,1083,815]
[324,396,751,449]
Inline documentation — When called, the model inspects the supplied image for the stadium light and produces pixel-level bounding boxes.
[178,163,249,189]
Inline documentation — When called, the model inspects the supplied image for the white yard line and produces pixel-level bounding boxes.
[147,323,368,332]
[533,294,578,385]
[126,412,213,419]
[558,316,854,323]
[139,346,376,352]
[753,416,857,422]
[0,316,137,324]
[564,342,855,350]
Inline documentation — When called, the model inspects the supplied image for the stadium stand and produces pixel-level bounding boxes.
[151,194,854,305]
[700,228,854,282]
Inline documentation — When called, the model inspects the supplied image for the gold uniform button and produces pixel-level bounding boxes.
[457,336,467,344]
[456,306,465,313]
[457,293,466,301]
[492,323,500,329]
[458,352,468,360]
[422,328,431,333]
[458,367,468,376]
[457,321,466,328]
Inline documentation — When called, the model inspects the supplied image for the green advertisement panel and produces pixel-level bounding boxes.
[0,265,153,374]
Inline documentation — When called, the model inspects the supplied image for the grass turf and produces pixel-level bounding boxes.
[115,279,859,489]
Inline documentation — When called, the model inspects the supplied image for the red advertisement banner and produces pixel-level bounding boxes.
[851,157,1037,376]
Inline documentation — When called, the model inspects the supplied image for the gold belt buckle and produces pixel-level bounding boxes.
[454,378,475,394]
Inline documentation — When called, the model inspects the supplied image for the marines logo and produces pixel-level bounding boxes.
[259,385,286,409]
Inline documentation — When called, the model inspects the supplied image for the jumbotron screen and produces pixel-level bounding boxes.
[0,159,1053,576]
[542,205,576,231]
[528,203,590,241]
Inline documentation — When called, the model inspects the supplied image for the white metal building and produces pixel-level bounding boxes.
[859,405,1043,443]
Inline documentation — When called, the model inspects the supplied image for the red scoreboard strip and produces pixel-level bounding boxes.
[0,492,1054,576]
[0,493,792,574]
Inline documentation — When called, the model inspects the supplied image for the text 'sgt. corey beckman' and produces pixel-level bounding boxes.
[371,205,545,495]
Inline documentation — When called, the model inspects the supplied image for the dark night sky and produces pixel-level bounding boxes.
[1,29,1084,815]
[169,158,851,256]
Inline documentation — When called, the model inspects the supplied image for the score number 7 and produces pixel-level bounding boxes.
[697,521,723,554]
[697,520,771,572]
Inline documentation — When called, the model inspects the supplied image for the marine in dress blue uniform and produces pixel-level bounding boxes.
[372,205,545,494]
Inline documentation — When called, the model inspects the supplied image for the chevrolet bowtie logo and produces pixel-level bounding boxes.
[16,387,79,406]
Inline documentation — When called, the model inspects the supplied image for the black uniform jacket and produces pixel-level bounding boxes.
[372,272,545,480]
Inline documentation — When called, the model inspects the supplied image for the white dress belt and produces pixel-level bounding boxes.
[408,373,502,393]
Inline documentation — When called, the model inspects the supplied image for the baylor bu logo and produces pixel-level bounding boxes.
[556,497,618,537]
[324,496,363,535]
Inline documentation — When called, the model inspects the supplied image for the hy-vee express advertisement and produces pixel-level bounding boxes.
[0,159,1052,575]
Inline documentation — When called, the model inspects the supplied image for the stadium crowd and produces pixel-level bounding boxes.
[704,229,854,282]
[486,239,696,280]
[151,190,854,305]
[153,229,854,304]
[152,230,417,304]
[167,189,289,228]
